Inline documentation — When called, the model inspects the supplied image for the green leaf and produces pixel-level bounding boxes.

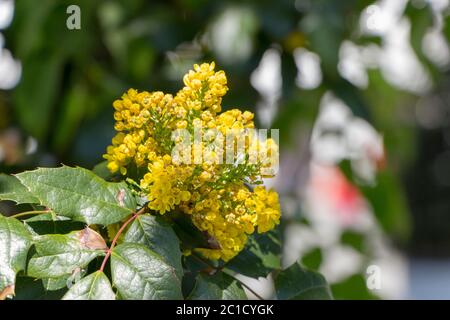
[27,228,107,278]
[124,214,183,279]
[171,212,210,250]
[360,169,411,242]
[340,231,365,253]
[92,161,114,180]
[52,83,90,154]
[274,260,332,300]
[300,248,323,271]
[339,161,411,242]
[13,52,64,141]
[111,243,182,300]
[16,166,137,225]
[0,174,39,204]
[62,271,115,300]
[226,229,281,278]
[42,276,69,291]
[189,273,247,300]
[331,274,378,300]
[0,215,33,299]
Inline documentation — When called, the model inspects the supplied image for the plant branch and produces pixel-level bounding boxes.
[99,206,147,272]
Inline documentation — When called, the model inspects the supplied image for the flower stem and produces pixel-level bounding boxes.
[99,206,147,272]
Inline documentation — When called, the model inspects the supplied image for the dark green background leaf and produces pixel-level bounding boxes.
[226,229,281,278]
[274,260,333,300]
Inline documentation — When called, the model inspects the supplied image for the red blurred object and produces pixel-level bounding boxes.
[309,164,366,225]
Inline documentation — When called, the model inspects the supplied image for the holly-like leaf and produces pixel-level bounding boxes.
[0,174,39,204]
[62,271,115,300]
[0,215,33,300]
[16,166,137,225]
[124,214,183,278]
[27,228,107,278]
[189,273,247,300]
[43,276,70,291]
[111,243,182,300]
[226,229,281,278]
[274,260,333,300]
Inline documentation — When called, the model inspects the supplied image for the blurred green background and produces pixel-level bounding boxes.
[2,0,450,299]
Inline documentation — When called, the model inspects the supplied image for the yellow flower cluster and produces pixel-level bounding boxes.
[185,185,280,261]
[104,62,281,261]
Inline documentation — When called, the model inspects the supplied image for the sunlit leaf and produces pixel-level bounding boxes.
[16,166,136,225]
[111,243,182,300]
[62,271,115,300]
[0,215,32,300]
[124,214,183,279]
[27,228,106,278]
[0,174,39,204]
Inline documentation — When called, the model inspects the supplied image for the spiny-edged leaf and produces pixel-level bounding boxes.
[27,228,107,278]
[124,214,183,278]
[43,275,69,291]
[62,271,115,300]
[274,260,333,300]
[226,229,281,278]
[16,166,137,225]
[0,215,32,299]
[111,243,182,300]
[0,174,39,204]
[189,273,247,300]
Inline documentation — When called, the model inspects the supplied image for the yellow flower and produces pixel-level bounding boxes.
[140,157,193,214]
[103,62,281,261]
[253,186,281,233]
[175,62,228,114]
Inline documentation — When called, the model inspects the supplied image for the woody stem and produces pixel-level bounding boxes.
[99,206,147,272]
